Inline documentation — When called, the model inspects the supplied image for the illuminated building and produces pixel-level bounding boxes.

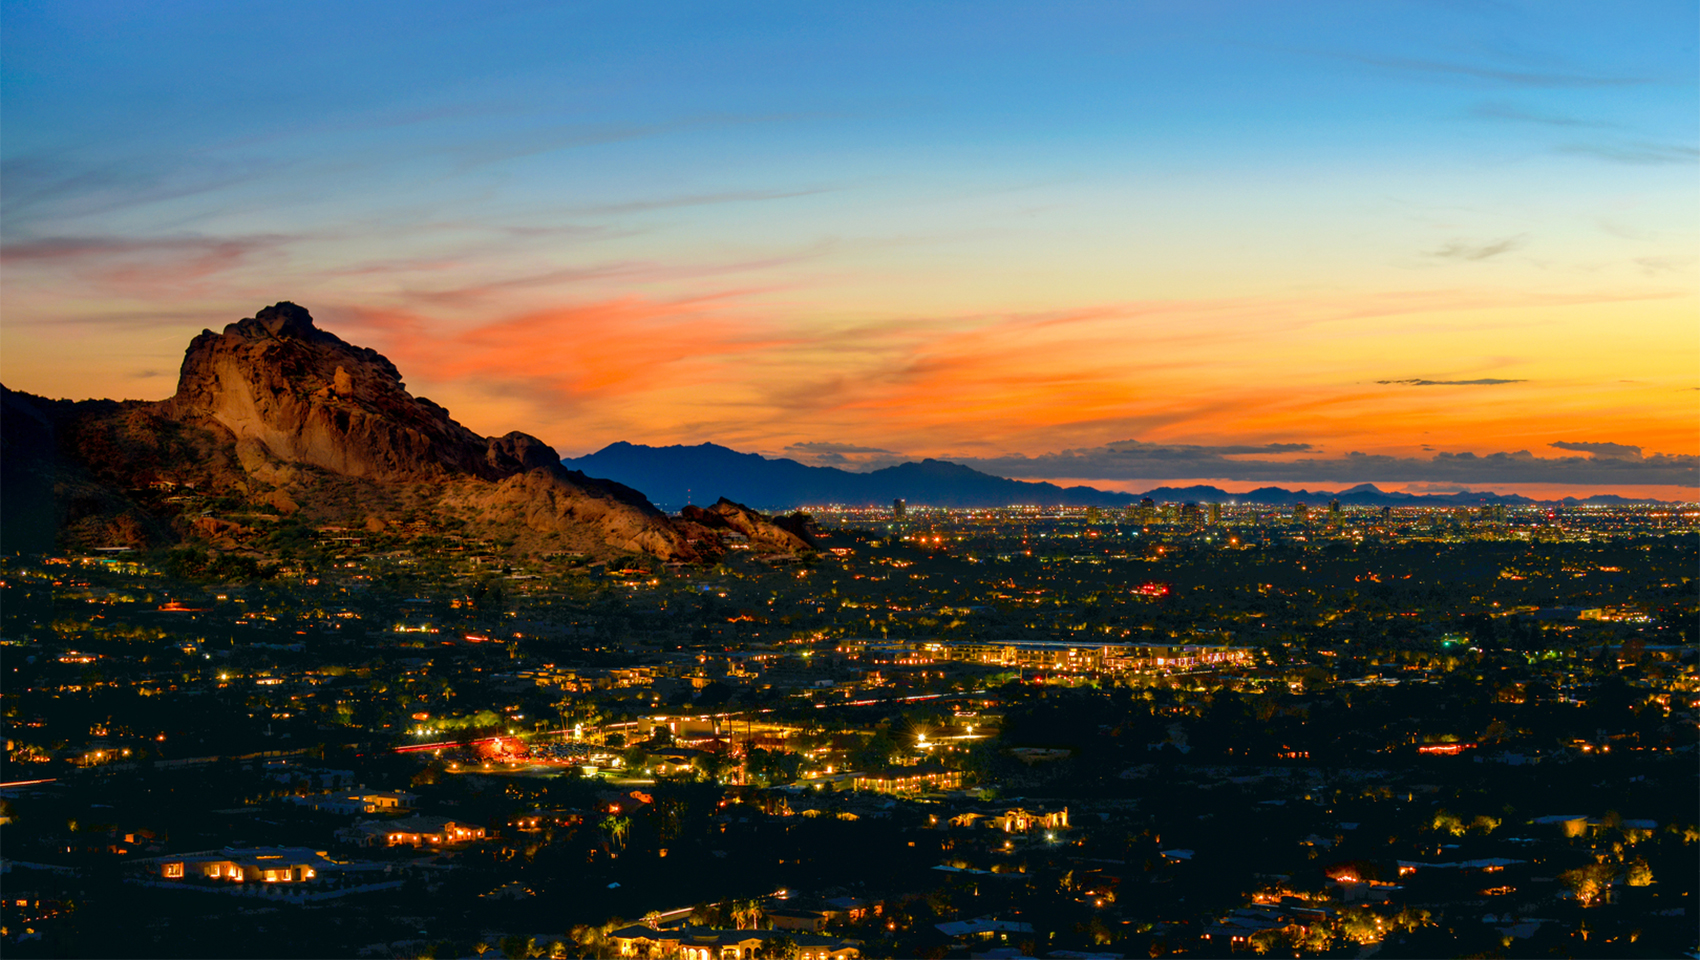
[293,789,416,815]
[152,846,341,884]
[340,814,485,847]
[938,639,1253,674]
[949,806,1069,833]
[608,926,861,960]
[852,767,961,794]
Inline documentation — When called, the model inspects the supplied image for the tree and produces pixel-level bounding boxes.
[747,747,802,786]
[851,730,899,770]
[731,898,763,930]
[1561,861,1615,905]
[691,902,727,928]
[692,751,729,783]
[499,936,541,959]
[1298,924,1334,953]
[1625,858,1654,886]
[600,814,630,852]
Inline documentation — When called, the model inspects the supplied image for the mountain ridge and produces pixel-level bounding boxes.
[563,441,1677,510]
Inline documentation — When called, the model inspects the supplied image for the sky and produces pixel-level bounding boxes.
[3,1,1696,498]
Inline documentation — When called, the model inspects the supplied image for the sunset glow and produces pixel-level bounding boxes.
[3,2,1694,496]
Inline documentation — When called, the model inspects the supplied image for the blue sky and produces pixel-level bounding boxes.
[3,1,1696,494]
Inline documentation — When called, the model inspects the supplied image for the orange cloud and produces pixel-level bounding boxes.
[311,279,1694,471]
[342,292,796,407]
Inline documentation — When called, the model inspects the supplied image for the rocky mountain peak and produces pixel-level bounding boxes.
[251,300,329,341]
[163,302,532,483]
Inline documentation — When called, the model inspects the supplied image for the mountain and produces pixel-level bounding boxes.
[562,442,1145,510]
[679,498,819,554]
[563,442,1673,510]
[0,303,804,562]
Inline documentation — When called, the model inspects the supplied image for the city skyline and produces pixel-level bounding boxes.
[3,1,1696,500]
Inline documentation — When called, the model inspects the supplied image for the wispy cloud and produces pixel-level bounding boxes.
[1329,52,1650,89]
[0,152,290,223]
[0,233,294,262]
[786,441,899,455]
[1377,378,1527,386]
[1549,440,1643,460]
[783,440,905,469]
[0,233,296,297]
[1634,255,1696,275]
[1555,141,1700,165]
[1467,102,1615,128]
[1423,236,1526,261]
[572,187,835,216]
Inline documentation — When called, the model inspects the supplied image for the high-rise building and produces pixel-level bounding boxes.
[1208,502,1222,526]
[1294,502,1309,521]
[1329,499,1341,515]
[1180,502,1202,526]
[893,498,906,519]
[1139,498,1156,523]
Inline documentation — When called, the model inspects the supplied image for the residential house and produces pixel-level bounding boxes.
[339,814,484,848]
[852,766,961,794]
[766,908,828,933]
[609,926,860,960]
[294,789,417,815]
[154,846,342,884]
[948,807,1068,834]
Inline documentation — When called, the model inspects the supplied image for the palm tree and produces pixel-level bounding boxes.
[731,898,763,930]
[600,814,630,852]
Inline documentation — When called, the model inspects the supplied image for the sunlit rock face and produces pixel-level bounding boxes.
[165,301,514,482]
[159,301,698,559]
[6,301,703,561]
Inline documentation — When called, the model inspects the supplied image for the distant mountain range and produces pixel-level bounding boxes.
[564,443,1133,509]
[563,442,1671,511]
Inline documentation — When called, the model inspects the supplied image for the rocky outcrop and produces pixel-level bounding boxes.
[5,302,700,561]
[164,302,517,482]
[678,497,819,555]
